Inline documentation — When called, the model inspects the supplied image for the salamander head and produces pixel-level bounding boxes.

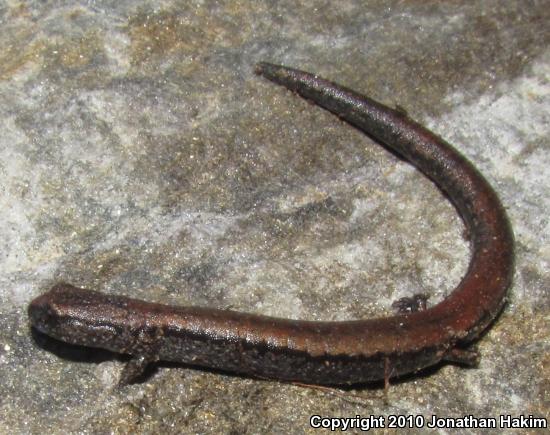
[28,283,124,349]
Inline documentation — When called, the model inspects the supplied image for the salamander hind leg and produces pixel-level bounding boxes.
[442,347,480,367]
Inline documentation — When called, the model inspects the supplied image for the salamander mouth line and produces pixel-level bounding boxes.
[28,62,514,387]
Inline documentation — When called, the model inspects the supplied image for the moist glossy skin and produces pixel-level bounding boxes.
[28,63,514,386]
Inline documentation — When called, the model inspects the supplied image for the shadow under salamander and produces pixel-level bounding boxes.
[30,326,117,364]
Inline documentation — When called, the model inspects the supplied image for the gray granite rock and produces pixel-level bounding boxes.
[1,0,548,433]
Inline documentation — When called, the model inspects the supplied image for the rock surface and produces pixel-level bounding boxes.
[1,1,548,433]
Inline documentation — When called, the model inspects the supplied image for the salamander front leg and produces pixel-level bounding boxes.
[119,354,158,386]
[119,327,163,385]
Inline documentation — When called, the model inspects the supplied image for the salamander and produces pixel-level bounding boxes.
[28,62,514,385]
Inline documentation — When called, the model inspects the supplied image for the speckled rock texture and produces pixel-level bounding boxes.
[1,1,548,433]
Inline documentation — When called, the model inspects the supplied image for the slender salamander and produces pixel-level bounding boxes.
[28,62,514,386]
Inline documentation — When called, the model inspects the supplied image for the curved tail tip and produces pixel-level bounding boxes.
[254,61,279,77]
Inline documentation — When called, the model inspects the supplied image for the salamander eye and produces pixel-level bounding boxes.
[28,299,58,334]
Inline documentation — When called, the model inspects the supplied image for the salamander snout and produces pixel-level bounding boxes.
[28,295,56,334]
[28,283,75,335]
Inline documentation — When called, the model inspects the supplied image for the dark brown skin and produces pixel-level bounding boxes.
[28,62,514,386]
